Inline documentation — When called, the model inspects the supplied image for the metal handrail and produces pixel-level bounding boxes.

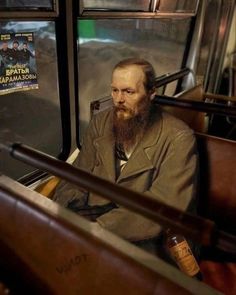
[204,92,236,102]
[80,11,196,19]
[1,142,235,254]
[90,92,236,121]
[155,68,190,88]
[155,94,236,117]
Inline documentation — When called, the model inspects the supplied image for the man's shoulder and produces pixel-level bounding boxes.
[161,109,193,133]
[154,108,195,146]
[88,107,113,137]
[92,107,113,125]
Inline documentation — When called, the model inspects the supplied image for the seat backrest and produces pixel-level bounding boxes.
[162,85,207,133]
[196,133,236,234]
[0,175,217,295]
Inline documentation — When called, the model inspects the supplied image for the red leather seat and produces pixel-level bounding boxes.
[196,133,236,295]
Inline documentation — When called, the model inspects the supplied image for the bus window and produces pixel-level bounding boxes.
[78,17,192,136]
[0,21,62,180]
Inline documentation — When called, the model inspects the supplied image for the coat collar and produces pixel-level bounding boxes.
[94,106,163,183]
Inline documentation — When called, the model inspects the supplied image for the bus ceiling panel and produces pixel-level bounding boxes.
[80,0,199,16]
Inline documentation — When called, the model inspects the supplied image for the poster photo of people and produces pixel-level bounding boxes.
[0,32,38,95]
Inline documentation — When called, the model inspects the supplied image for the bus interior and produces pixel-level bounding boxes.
[0,0,236,294]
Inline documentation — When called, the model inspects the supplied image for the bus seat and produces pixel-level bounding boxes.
[35,176,60,198]
[162,84,208,133]
[200,261,236,295]
[0,175,216,295]
[34,148,80,198]
[203,92,236,139]
[196,133,236,295]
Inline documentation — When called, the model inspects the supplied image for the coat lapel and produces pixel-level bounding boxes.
[94,134,116,182]
[117,148,154,182]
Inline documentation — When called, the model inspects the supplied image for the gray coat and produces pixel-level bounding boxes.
[53,106,198,242]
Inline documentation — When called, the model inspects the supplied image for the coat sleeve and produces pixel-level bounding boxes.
[52,118,98,207]
[96,131,198,242]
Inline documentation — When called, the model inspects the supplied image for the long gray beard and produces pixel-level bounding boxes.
[112,107,150,152]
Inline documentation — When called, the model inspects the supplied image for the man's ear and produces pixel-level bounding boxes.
[150,89,156,101]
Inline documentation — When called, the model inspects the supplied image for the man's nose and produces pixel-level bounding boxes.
[116,91,125,103]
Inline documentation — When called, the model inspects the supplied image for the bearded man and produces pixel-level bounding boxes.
[53,58,198,249]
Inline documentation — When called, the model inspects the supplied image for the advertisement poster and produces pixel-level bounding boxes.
[0,32,38,95]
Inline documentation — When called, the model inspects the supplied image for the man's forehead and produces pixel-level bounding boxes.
[112,65,145,84]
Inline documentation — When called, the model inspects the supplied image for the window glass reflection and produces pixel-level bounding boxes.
[0,21,61,179]
[158,0,198,12]
[0,0,53,10]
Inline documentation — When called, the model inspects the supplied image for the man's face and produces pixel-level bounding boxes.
[2,42,8,50]
[111,65,151,120]
[13,42,19,49]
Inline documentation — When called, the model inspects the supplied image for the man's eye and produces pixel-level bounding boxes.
[126,90,134,94]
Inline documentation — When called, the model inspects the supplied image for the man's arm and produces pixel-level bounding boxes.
[96,131,198,242]
[52,118,98,207]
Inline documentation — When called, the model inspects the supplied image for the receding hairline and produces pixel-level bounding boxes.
[112,58,156,91]
[112,64,146,77]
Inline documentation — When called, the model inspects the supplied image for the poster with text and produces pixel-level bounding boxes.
[0,32,38,95]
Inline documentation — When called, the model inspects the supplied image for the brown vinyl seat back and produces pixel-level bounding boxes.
[197,133,236,295]
[0,175,218,295]
[196,133,236,234]
[162,85,208,133]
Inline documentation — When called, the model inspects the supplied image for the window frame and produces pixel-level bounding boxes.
[0,0,58,17]
[0,0,76,184]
